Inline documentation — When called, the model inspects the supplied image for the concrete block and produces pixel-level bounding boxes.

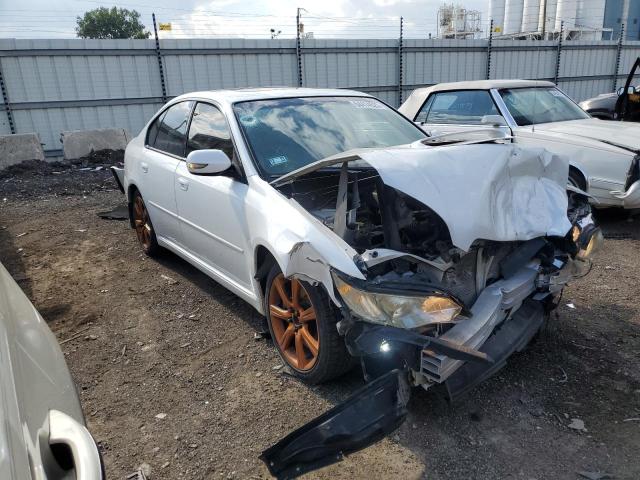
[61,128,130,162]
[0,133,45,170]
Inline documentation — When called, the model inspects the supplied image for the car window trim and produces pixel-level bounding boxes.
[231,94,427,181]
[187,100,247,182]
[187,101,237,158]
[144,100,195,159]
[414,94,435,123]
[422,89,502,126]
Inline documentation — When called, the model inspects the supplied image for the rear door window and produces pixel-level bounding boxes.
[426,90,499,125]
[148,101,194,157]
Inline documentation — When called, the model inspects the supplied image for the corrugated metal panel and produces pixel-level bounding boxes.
[302,39,398,89]
[0,111,11,135]
[404,39,487,86]
[161,39,298,95]
[490,41,557,80]
[559,44,617,78]
[558,78,612,101]
[2,38,640,152]
[12,103,161,150]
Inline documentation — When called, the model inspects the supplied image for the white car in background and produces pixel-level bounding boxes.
[399,80,640,209]
[116,87,600,478]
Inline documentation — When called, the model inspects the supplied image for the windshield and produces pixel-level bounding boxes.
[499,87,590,126]
[233,96,425,177]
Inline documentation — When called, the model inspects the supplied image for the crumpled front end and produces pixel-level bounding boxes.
[277,143,600,398]
[264,143,600,478]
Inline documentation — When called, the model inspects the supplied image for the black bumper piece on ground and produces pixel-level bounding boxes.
[445,299,545,402]
[260,369,409,480]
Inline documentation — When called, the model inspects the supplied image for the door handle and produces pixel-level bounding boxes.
[141,162,149,173]
[49,410,103,480]
[177,177,189,191]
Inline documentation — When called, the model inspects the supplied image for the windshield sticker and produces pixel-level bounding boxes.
[349,99,385,109]
[550,90,564,97]
[268,155,288,166]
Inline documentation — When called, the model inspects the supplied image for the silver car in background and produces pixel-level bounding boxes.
[0,262,103,480]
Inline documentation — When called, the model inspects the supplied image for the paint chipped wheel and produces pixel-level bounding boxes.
[132,190,160,256]
[264,264,352,384]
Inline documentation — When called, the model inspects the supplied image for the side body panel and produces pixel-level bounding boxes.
[173,162,253,291]
[0,262,87,479]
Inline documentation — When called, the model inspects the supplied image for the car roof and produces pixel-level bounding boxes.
[171,87,372,105]
[399,79,557,116]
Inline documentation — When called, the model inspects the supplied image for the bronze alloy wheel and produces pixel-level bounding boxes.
[133,195,152,251]
[268,273,320,371]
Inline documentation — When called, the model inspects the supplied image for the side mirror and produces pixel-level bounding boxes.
[481,115,508,127]
[186,149,232,175]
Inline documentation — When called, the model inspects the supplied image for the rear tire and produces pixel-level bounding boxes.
[264,263,351,384]
[132,191,160,256]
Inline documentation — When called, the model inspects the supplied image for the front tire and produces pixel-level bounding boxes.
[264,264,351,384]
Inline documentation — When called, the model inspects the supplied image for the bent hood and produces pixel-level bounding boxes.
[532,118,640,152]
[276,143,572,251]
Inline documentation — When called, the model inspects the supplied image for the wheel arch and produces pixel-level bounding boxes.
[568,164,589,191]
[254,244,280,298]
[127,183,140,229]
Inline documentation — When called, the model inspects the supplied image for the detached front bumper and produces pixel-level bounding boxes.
[611,179,640,209]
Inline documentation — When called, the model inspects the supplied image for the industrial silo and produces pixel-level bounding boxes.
[539,0,558,34]
[504,0,525,34]
[521,0,541,32]
[489,0,507,33]
[555,0,579,31]
[576,0,606,30]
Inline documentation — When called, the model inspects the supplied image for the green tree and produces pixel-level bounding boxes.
[76,7,150,39]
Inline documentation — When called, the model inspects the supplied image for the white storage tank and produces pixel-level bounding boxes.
[539,0,558,33]
[504,0,525,34]
[489,0,507,33]
[521,0,540,32]
[555,0,578,31]
[576,0,606,30]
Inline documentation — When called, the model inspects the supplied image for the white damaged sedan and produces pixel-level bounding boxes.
[116,88,600,476]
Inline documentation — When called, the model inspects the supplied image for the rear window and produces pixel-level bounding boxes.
[419,90,499,125]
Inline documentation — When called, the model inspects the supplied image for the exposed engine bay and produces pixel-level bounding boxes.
[264,143,602,478]
[274,143,601,393]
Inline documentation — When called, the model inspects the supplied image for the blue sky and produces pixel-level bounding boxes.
[1,0,489,39]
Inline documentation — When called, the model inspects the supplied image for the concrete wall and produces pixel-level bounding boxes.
[1,37,640,155]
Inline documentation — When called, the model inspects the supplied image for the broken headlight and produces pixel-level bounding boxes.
[332,273,462,329]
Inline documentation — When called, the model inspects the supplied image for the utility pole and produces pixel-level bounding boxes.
[152,13,167,103]
[554,21,564,85]
[541,0,548,39]
[398,16,404,107]
[296,7,303,87]
[486,19,493,80]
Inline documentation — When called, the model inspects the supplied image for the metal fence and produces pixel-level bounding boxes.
[1,35,640,156]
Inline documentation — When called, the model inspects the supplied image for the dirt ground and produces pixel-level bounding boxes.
[1,165,639,480]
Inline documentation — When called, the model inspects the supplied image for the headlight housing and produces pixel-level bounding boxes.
[332,273,463,329]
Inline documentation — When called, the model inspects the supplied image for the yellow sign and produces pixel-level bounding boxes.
[493,26,502,33]
[159,23,172,31]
